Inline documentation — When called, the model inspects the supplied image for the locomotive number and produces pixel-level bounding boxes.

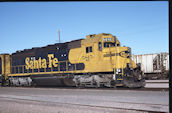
[82,55,93,61]
[103,38,112,41]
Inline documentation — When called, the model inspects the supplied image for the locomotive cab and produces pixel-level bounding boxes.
[85,33,145,88]
[98,34,145,87]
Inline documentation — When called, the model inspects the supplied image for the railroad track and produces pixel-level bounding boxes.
[35,87,168,91]
[3,86,166,93]
[146,80,169,83]
[145,80,169,89]
[33,80,169,91]
[0,80,169,91]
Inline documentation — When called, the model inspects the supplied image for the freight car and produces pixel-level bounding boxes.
[132,52,169,80]
[0,33,145,88]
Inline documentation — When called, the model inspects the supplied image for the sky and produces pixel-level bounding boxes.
[0,1,169,55]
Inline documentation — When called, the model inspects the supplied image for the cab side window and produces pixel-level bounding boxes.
[98,42,102,51]
[86,46,93,53]
[86,47,89,53]
[90,47,92,52]
[104,43,110,48]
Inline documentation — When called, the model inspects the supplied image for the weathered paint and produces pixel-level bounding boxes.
[8,33,134,77]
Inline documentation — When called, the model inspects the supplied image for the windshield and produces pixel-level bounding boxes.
[104,42,115,48]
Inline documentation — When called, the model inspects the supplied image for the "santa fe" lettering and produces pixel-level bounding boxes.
[25,54,58,69]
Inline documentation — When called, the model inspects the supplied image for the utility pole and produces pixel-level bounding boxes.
[58,29,61,43]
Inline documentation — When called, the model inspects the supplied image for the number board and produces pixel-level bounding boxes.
[103,38,112,41]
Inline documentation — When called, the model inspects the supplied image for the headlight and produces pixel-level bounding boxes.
[117,69,121,72]
[116,69,121,74]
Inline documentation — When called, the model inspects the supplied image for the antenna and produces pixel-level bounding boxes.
[58,29,61,43]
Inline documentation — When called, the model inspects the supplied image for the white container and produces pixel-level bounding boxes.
[132,52,169,73]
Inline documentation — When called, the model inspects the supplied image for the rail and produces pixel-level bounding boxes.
[145,80,169,89]
[146,80,169,83]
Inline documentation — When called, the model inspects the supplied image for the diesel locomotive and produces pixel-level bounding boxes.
[0,33,145,88]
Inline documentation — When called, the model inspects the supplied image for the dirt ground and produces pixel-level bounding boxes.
[0,87,169,113]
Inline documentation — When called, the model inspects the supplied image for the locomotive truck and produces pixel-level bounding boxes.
[0,33,145,88]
